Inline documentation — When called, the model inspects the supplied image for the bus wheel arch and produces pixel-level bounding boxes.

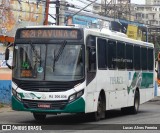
[128,88,140,114]
[89,89,106,121]
[121,88,140,114]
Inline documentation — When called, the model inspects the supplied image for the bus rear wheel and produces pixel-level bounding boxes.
[33,113,46,122]
[121,90,140,114]
[90,94,106,121]
[130,90,140,114]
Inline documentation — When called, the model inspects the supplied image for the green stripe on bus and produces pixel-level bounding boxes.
[141,73,153,89]
[12,96,85,113]
[127,72,153,94]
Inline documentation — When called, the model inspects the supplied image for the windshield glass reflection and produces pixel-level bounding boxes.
[13,44,84,81]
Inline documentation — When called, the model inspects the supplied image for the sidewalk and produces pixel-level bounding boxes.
[149,96,160,102]
[0,105,13,113]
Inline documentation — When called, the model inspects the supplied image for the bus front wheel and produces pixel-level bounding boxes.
[89,94,106,121]
[33,113,46,122]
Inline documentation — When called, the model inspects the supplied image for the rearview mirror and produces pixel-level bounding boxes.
[5,48,9,60]
[4,44,13,69]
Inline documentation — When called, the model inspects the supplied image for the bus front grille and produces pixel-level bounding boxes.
[13,78,84,92]
[18,82,73,92]
[22,99,68,110]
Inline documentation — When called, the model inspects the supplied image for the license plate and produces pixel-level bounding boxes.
[38,103,51,108]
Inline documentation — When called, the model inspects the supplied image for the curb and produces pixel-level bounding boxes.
[0,105,13,113]
[0,107,13,113]
[149,96,160,102]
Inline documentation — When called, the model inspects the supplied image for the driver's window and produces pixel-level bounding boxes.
[87,35,96,72]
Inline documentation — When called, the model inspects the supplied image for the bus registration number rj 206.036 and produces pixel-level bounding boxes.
[49,95,67,99]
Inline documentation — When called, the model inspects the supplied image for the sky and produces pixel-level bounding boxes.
[131,0,145,4]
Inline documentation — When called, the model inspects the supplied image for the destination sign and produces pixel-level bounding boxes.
[19,29,82,40]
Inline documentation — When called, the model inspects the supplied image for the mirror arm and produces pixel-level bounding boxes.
[6,61,13,70]
[5,43,14,69]
[7,43,14,49]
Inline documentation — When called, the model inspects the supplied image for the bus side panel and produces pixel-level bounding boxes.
[139,89,146,104]
[96,70,113,110]
[127,71,135,107]
[85,92,94,113]
[85,78,97,113]
[140,72,154,104]
[146,88,154,102]
[96,70,128,110]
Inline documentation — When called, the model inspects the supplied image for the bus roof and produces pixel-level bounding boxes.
[25,25,77,29]
[84,28,154,48]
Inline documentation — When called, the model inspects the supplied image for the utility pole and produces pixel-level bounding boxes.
[49,0,60,25]
[59,0,66,25]
[44,0,50,25]
[104,0,107,16]
[56,0,60,25]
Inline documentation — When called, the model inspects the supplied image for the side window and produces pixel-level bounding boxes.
[134,45,140,70]
[108,40,116,69]
[148,48,154,70]
[86,35,96,72]
[97,38,107,69]
[126,44,133,70]
[86,35,96,85]
[117,42,125,69]
[141,47,147,70]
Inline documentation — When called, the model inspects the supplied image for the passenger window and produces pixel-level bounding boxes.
[148,48,154,70]
[98,38,107,69]
[86,35,96,72]
[126,44,133,70]
[117,42,125,69]
[141,47,147,70]
[108,40,116,69]
[134,45,140,70]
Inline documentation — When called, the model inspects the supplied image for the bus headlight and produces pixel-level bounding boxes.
[12,88,21,101]
[17,93,22,101]
[69,94,76,102]
[12,88,17,96]
[69,89,84,103]
[77,90,84,98]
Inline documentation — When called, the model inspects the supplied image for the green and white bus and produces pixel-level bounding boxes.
[5,25,154,121]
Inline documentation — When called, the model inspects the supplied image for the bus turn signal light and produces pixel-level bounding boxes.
[158,52,160,61]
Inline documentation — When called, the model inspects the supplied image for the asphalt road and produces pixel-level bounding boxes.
[0,98,160,133]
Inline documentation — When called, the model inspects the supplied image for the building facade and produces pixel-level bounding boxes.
[146,0,160,5]
[134,4,160,26]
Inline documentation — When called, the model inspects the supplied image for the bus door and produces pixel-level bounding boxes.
[85,35,97,112]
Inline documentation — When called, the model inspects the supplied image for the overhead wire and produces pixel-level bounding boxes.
[1,0,159,27]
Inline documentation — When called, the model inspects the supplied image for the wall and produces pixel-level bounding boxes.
[0,46,12,104]
[0,0,46,37]
[0,80,11,104]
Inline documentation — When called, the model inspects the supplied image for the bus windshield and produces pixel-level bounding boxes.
[13,43,84,81]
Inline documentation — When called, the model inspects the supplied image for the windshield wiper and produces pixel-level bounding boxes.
[54,40,67,62]
[30,42,41,66]
[30,42,42,77]
[52,40,67,71]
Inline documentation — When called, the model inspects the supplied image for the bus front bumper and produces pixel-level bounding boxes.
[12,96,85,113]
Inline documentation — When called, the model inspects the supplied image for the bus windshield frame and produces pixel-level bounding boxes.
[13,28,85,82]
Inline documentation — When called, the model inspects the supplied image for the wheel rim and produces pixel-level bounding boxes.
[135,93,139,111]
[97,96,103,118]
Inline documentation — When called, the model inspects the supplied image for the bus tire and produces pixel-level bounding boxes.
[33,113,46,122]
[90,93,106,121]
[129,90,140,114]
